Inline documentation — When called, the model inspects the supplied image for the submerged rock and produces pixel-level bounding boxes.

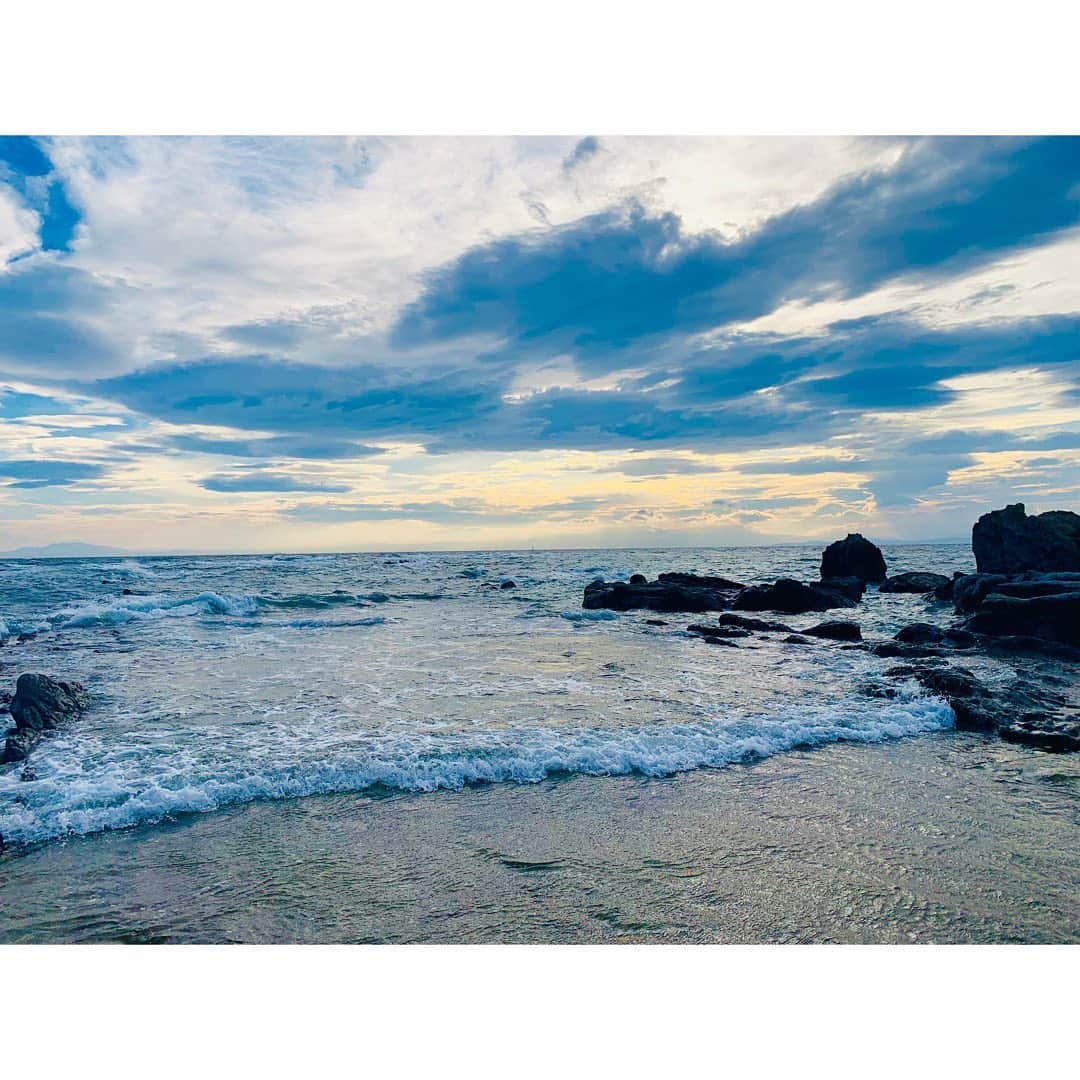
[802,620,862,642]
[732,578,859,615]
[972,503,1080,574]
[500,580,516,590]
[820,533,887,583]
[879,571,951,594]
[2,673,90,764]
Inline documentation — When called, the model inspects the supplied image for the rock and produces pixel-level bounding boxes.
[1,673,90,764]
[820,533,887,583]
[689,625,750,639]
[645,618,668,626]
[732,578,859,615]
[583,575,743,613]
[972,503,1080,574]
[932,572,966,602]
[870,641,947,659]
[783,635,812,645]
[894,623,977,648]
[802,620,862,642]
[656,572,746,590]
[500,580,516,589]
[882,664,1001,732]
[879,571,951,593]
[712,614,795,633]
[702,636,739,647]
[1000,717,1080,753]
[629,574,647,585]
[965,591,1080,647]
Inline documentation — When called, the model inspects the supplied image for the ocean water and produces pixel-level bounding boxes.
[3,543,1075,942]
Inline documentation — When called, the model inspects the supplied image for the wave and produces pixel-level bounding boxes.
[0,690,954,847]
[1,589,389,635]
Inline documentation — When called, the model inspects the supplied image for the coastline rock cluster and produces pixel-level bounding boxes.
[580,502,1080,752]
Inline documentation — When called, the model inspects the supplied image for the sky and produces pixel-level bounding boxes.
[0,135,1078,553]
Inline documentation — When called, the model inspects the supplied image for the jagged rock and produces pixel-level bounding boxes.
[583,574,742,613]
[802,620,862,642]
[732,578,859,615]
[972,503,1080,573]
[820,533,887,583]
[2,673,90,764]
[932,572,966,602]
[879,571,951,593]
[965,591,1080,646]
[881,662,1076,746]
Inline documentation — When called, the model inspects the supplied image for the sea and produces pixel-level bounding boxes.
[1,545,1077,942]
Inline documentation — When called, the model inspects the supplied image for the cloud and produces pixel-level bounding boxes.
[0,136,81,253]
[393,138,1080,363]
[563,136,601,172]
[0,459,107,487]
[199,471,351,493]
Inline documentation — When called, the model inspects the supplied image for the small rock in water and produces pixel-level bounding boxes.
[1,673,90,764]
[629,573,647,585]
[500,580,516,589]
[802,620,862,642]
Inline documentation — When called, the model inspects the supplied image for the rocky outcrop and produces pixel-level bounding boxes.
[879,571,951,593]
[972,503,1080,573]
[690,613,796,634]
[820,533,887,583]
[582,573,744,613]
[732,578,860,615]
[894,623,977,648]
[802,620,862,641]
[965,591,1080,647]
[2,674,90,764]
[881,662,1079,751]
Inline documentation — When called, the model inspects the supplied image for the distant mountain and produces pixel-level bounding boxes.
[0,541,130,558]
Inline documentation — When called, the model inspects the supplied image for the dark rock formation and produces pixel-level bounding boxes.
[629,574,647,585]
[499,580,516,590]
[783,635,812,645]
[880,663,1079,750]
[656,572,746,590]
[894,623,977,648]
[820,533,887,583]
[965,591,1080,647]
[879,571,951,594]
[691,626,750,639]
[583,574,743,613]
[645,618,668,626]
[972,503,1080,573]
[2,673,90,764]
[732,578,859,615]
[702,636,739,647]
[802,620,862,642]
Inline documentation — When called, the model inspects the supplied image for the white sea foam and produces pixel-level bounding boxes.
[0,690,954,847]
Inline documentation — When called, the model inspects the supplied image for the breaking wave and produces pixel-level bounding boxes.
[0,690,954,847]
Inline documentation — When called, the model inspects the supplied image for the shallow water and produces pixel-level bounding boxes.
[2,544,1075,942]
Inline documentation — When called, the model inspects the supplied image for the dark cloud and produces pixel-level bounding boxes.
[393,138,1080,364]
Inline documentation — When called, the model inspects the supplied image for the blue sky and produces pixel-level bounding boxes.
[0,136,1077,551]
